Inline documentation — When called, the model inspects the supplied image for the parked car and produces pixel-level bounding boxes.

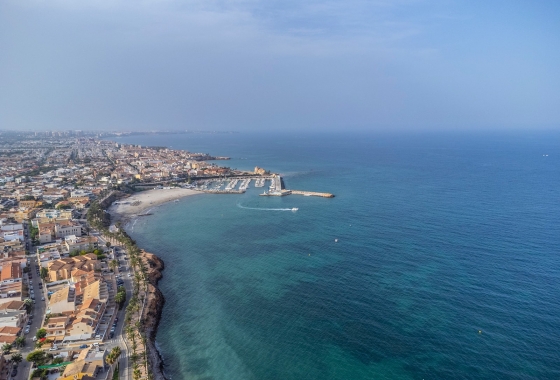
[11,368,17,377]
[128,273,133,277]
[79,344,88,349]
[49,345,58,351]
[41,297,45,301]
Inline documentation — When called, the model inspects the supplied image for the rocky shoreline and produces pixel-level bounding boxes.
[140,251,168,380]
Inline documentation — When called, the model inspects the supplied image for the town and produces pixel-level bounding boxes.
[0,130,255,380]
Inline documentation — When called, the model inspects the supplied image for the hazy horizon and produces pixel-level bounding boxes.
[1,0,559,132]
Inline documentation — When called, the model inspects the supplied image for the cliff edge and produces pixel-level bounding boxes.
[141,251,167,380]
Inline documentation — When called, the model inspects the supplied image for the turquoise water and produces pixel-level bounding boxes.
[115,132,560,379]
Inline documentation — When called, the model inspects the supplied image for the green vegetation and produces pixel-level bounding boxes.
[14,335,26,348]
[88,201,152,378]
[1,343,12,354]
[31,368,48,380]
[36,328,47,339]
[112,364,120,380]
[11,352,23,365]
[29,224,39,245]
[87,201,111,229]
[107,346,122,365]
[40,267,48,280]
[52,357,64,364]
[26,350,48,366]
[115,286,127,309]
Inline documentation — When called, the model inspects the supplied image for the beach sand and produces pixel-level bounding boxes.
[108,188,200,222]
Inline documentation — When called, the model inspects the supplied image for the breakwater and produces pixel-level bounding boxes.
[289,190,335,198]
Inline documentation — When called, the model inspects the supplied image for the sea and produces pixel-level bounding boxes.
[110,131,560,380]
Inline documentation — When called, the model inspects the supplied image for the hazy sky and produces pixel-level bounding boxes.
[1,0,559,131]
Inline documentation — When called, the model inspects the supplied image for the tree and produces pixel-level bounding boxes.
[114,292,125,306]
[11,352,23,365]
[14,335,25,348]
[107,346,122,365]
[31,368,48,379]
[26,350,47,366]
[40,267,48,280]
[133,368,142,380]
[110,260,118,271]
[36,328,47,339]
[1,343,12,354]
[106,241,111,248]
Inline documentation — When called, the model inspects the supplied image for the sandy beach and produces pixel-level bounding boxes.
[108,188,200,221]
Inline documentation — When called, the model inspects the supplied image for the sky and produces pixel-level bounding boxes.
[0,0,559,132]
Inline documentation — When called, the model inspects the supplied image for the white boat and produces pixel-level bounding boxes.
[292,208,298,211]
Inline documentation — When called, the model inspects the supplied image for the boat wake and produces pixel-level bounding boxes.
[237,203,298,212]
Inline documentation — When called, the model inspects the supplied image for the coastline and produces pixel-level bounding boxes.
[108,188,200,380]
[140,250,167,380]
[108,187,200,223]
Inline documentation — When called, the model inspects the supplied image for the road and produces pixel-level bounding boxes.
[15,229,134,380]
[15,255,47,380]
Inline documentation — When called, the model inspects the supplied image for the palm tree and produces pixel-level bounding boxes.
[109,259,118,271]
[1,343,12,354]
[114,292,125,305]
[111,346,121,359]
[11,352,23,365]
[106,346,121,365]
[133,367,142,380]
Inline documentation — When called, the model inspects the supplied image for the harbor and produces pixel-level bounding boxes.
[192,174,334,198]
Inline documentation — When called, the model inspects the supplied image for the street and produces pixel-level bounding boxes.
[14,230,134,380]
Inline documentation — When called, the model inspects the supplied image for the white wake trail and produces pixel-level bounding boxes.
[237,203,297,211]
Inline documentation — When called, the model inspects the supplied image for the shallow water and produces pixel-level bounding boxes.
[119,131,560,379]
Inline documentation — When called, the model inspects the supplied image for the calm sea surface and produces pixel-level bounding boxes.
[112,131,560,380]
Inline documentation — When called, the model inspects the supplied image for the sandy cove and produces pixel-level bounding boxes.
[108,187,200,222]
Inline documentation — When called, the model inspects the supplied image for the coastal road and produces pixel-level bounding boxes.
[104,249,134,380]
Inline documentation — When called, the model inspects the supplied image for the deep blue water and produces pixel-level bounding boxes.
[113,131,560,380]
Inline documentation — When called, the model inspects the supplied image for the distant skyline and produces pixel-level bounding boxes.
[1,0,559,132]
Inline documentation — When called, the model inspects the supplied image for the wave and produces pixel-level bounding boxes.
[237,203,297,212]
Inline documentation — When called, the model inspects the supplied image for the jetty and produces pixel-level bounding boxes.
[260,190,334,198]
[289,190,335,198]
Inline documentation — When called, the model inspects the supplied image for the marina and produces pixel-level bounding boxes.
[192,175,334,198]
